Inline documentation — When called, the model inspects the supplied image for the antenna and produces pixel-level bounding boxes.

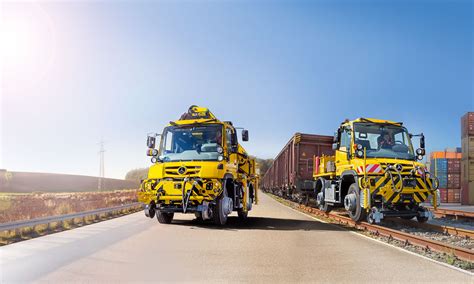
[98,140,105,191]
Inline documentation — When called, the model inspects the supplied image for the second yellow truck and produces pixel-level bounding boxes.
[314,118,439,223]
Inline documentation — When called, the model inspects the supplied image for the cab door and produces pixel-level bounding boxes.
[225,127,238,174]
[335,126,353,175]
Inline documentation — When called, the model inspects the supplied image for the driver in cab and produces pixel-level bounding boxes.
[377,131,394,150]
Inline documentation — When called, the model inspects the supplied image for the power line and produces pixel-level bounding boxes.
[98,140,105,191]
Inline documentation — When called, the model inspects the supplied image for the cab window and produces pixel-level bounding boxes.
[226,128,233,151]
[339,128,351,151]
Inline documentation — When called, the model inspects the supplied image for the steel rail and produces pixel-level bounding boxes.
[295,204,473,262]
[387,218,474,239]
[0,202,142,232]
[426,207,474,221]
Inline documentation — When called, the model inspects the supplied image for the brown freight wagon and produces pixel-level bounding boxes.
[261,133,334,200]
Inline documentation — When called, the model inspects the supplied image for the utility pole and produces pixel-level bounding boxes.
[98,140,105,191]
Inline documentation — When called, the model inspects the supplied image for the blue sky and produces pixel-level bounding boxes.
[1,0,473,179]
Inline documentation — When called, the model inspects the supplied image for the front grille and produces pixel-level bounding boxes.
[164,166,201,176]
[379,163,415,176]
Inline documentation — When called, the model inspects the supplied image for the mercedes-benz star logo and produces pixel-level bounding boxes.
[395,164,403,172]
[178,166,186,175]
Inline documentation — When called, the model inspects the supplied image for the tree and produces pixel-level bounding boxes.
[250,156,274,176]
[125,168,149,183]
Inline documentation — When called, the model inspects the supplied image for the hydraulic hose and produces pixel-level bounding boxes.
[385,165,403,193]
[424,171,439,192]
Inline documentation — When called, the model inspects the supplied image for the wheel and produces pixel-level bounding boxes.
[316,190,332,213]
[318,201,333,213]
[416,216,428,223]
[213,195,230,225]
[416,207,429,223]
[346,183,367,222]
[400,216,414,220]
[237,209,248,220]
[303,194,310,206]
[367,213,375,224]
[156,211,174,224]
[194,211,203,221]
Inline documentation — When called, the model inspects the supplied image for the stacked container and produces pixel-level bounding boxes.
[461,112,474,205]
[430,149,462,203]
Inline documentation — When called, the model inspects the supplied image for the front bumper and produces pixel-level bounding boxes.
[138,178,223,206]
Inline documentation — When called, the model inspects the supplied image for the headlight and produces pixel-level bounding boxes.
[416,148,425,155]
[217,146,223,154]
[356,144,363,150]
[417,155,423,161]
[356,150,364,158]
[146,149,158,156]
[151,157,158,163]
[218,155,224,161]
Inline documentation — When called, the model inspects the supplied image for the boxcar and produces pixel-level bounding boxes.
[262,133,333,201]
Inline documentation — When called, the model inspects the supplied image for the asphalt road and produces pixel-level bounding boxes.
[1,193,472,283]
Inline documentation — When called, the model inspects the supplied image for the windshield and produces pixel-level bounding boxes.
[353,123,415,160]
[159,124,223,162]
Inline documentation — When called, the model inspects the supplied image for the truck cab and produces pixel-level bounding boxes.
[138,106,258,225]
[314,118,439,223]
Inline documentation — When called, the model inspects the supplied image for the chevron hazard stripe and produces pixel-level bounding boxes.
[357,164,382,174]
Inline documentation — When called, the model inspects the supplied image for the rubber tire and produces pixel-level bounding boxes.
[416,207,429,223]
[237,209,248,220]
[156,211,174,224]
[194,211,203,221]
[347,183,367,222]
[213,195,228,226]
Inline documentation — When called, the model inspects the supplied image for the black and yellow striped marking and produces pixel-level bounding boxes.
[367,175,433,204]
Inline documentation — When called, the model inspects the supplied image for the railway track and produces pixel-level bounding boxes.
[388,218,474,239]
[426,207,474,221]
[270,194,474,263]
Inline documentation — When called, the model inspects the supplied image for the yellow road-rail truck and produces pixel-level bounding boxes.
[138,106,258,225]
[314,118,439,224]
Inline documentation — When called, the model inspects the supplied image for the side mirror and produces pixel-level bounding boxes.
[147,135,156,149]
[420,134,425,149]
[333,131,338,143]
[242,130,249,142]
[332,143,339,150]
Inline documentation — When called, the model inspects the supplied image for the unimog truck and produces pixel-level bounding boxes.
[138,106,258,225]
[314,118,439,224]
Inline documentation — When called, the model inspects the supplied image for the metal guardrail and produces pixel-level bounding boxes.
[0,202,142,231]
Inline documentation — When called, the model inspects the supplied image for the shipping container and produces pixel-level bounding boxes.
[461,159,474,182]
[261,133,333,197]
[447,159,461,173]
[445,152,458,159]
[430,151,446,159]
[447,173,460,188]
[437,174,448,188]
[439,188,448,203]
[461,136,474,160]
[461,181,474,205]
[461,112,474,138]
[430,158,447,172]
[447,188,460,203]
